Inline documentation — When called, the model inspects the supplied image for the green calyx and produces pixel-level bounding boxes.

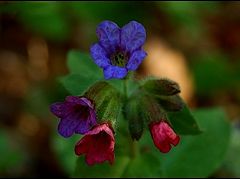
[84,81,123,128]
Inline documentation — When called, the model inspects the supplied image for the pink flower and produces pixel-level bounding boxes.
[75,123,115,166]
[149,120,180,153]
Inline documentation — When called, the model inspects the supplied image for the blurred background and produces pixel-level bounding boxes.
[0,1,240,177]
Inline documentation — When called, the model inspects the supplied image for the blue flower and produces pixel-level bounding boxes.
[90,20,147,80]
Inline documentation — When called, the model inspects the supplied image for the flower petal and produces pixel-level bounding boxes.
[79,97,94,109]
[65,96,88,106]
[50,102,65,118]
[85,128,114,165]
[58,116,80,138]
[85,123,114,137]
[126,50,147,71]
[171,135,180,146]
[75,109,97,134]
[51,96,97,137]
[120,21,146,53]
[103,65,127,80]
[96,20,120,54]
[74,136,90,155]
[90,43,111,68]
[85,137,114,166]
[149,121,180,153]
[156,140,172,153]
[164,122,180,146]
[75,123,115,166]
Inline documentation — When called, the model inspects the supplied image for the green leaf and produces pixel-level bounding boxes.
[67,50,101,77]
[167,102,202,135]
[59,74,100,96]
[60,50,103,95]
[221,125,240,177]
[139,107,231,177]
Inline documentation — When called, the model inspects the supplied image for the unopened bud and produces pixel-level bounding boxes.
[155,95,184,112]
[141,78,180,96]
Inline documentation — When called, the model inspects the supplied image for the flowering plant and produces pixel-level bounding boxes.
[50,20,230,177]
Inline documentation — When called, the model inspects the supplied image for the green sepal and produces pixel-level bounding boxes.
[155,94,184,112]
[141,77,180,96]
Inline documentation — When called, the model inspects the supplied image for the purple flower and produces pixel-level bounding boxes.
[50,96,97,138]
[90,20,147,79]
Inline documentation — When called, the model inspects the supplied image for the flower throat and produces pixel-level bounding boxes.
[110,52,127,67]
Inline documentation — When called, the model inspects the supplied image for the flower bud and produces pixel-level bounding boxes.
[149,120,180,153]
[141,78,180,96]
[155,95,184,112]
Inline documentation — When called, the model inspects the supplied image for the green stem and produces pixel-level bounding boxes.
[123,77,128,98]
[130,140,139,158]
[123,77,138,159]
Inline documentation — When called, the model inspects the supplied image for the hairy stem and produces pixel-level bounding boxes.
[130,140,139,158]
[123,77,128,99]
[123,77,138,158]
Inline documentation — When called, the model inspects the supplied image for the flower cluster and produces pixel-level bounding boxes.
[50,20,180,166]
[50,96,115,166]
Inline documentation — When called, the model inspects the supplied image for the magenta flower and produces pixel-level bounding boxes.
[149,120,180,153]
[50,96,97,138]
[75,123,115,166]
[90,20,147,79]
